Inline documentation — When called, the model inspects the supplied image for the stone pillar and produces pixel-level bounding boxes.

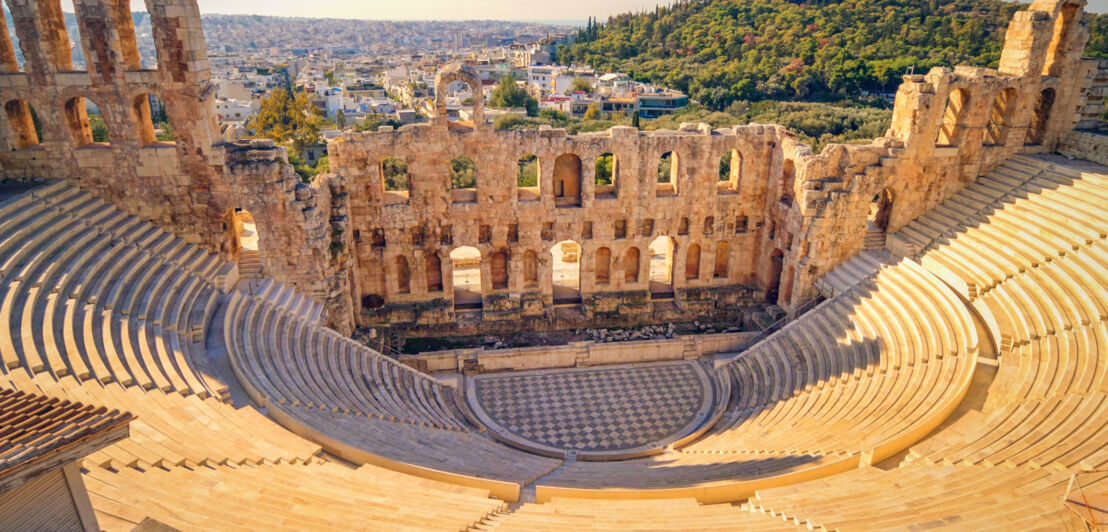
[4,0,74,82]
[0,7,19,73]
[145,0,209,84]
[72,0,126,85]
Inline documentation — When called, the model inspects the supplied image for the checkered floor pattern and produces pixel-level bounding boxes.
[474,364,705,452]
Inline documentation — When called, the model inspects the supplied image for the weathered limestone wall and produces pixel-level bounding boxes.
[1060,130,1108,165]
[1075,58,1108,131]
[0,0,355,332]
[0,0,1095,335]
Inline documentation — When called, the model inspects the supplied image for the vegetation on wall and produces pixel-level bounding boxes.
[559,0,1108,109]
[247,88,324,151]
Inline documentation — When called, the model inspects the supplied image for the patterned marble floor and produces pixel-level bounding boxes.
[470,362,709,454]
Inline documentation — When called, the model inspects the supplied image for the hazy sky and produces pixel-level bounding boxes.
[55,0,1108,19]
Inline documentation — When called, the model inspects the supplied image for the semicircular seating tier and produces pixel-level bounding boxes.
[745,154,1108,530]
[0,181,520,530]
[221,288,562,498]
[529,256,979,503]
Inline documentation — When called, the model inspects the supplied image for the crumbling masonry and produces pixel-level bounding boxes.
[0,0,1100,337]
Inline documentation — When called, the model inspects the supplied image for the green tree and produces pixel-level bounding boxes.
[489,75,538,115]
[89,113,108,143]
[567,77,593,94]
[382,156,409,191]
[335,109,346,130]
[595,154,614,185]
[450,156,476,189]
[517,155,538,187]
[583,104,602,121]
[631,110,641,129]
[247,88,323,152]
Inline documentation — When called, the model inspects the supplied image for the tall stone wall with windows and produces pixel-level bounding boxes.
[0,0,1095,336]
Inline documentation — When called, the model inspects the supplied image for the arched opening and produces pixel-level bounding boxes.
[767,250,784,303]
[648,236,675,299]
[984,88,1018,146]
[719,149,741,193]
[4,100,39,148]
[442,79,478,124]
[595,152,617,199]
[227,208,262,278]
[64,97,106,147]
[678,217,689,235]
[517,154,539,201]
[714,241,730,278]
[381,156,410,203]
[868,188,894,234]
[1026,88,1055,146]
[595,247,611,285]
[1043,3,1080,77]
[426,253,443,292]
[132,93,157,145]
[703,216,715,236]
[551,240,581,304]
[780,160,795,206]
[523,250,538,289]
[624,247,640,283]
[936,88,971,147]
[395,256,411,294]
[449,155,477,203]
[450,246,482,310]
[685,243,701,280]
[657,151,678,197]
[109,0,145,70]
[490,250,509,290]
[0,8,20,73]
[553,153,582,207]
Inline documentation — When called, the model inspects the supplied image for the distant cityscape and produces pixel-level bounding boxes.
[5,10,688,165]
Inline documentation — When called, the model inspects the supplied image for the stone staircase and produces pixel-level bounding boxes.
[814,249,894,299]
[238,249,262,278]
[863,224,887,250]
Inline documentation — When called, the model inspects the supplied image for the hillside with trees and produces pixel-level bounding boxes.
[558,0,1108,110]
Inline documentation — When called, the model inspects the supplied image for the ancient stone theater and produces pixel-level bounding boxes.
[0,0,1107,530]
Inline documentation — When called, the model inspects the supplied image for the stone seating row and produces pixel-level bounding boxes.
[688,259,973,455]
[531,258,977,496]
[0,183,230,398]
[479,497,801,531]
[83,458,505,532]
[222,290,562,490]
[1,370,320,470]
[907,389,1108,472]
[920,171,1107,301]
[750,462,1092,531]
[251,277,323,325]
[224,291,467,429]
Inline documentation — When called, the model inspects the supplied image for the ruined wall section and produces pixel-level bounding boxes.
[0,0,356,331]
[1075,58,1108,131]
[330,123,780,327]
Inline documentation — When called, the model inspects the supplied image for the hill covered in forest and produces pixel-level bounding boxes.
[558,0,1108,109]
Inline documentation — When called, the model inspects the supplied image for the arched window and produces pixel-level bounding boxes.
[678,217,689,235]
[595,152,617,199]
[395,256,411,294]
[4,100,39,148]
[490,251,509,290]
[523,250,538,288]
[109,0,144,70]
[426,253,443,292]
[64,97,106,147]
[381,156,410,203]
[595,247,611,284]
[657,151,678,197]
[132,94,157,145]
[553,153,582,207]
[449,155,476,203]
[984,88,1017,146]
[719,149,741,193]
[624,247,640,283]
[0,8,19,73]
[1026,88,1055,146]
[936,88,971,147]
[685,244,701,280]
[714,241,730,278]
[1043,3,1080,77]
[780,160,795,206]
[704,216,715,236]
[649,236,675,298]
[517,154,539,201]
